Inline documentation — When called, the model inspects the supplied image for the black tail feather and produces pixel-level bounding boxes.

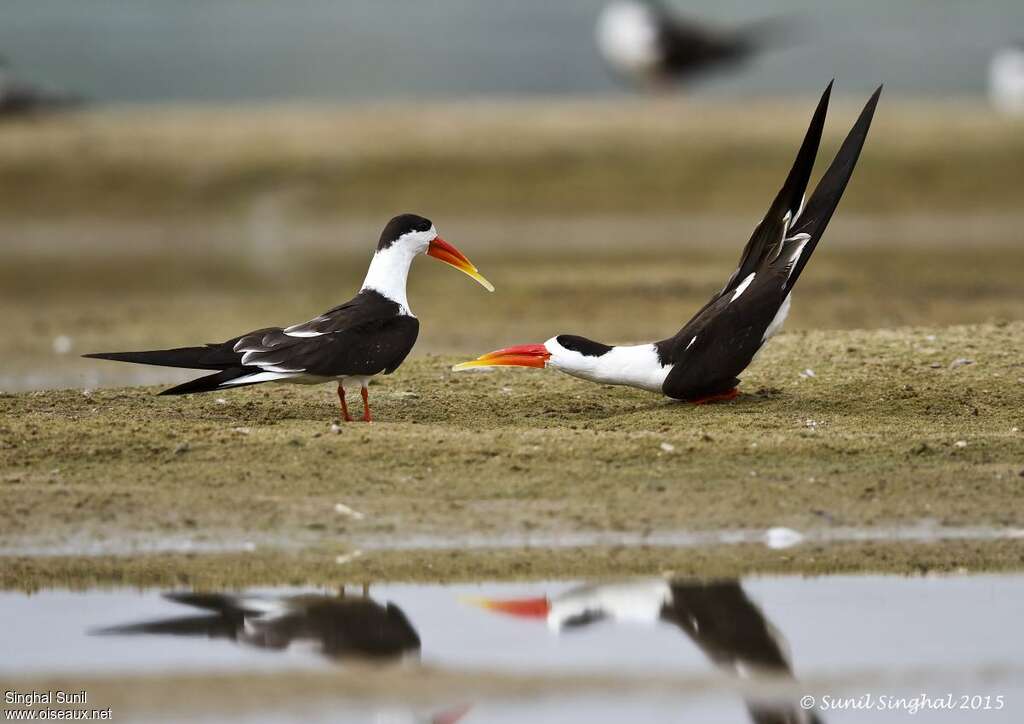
[83,344,239,371]
[770,79,833,229]
[158,368,260,395]
[786,85,882,289]
[91,615,236,639]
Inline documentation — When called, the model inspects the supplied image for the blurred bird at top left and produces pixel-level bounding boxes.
[0,53,84,118]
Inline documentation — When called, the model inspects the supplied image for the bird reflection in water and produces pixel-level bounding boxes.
[468,578,822,724]
[93,588,420,663]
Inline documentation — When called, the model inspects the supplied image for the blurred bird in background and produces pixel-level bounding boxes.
[595,0,789,87]
[0,53,83,118]
[989,41,1024,115]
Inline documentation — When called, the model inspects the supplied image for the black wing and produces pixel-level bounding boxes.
[227,288,410,373]
[665,580,823,724]
[785,85,882,289]
[665,581,790,672]
[160,315,420,395]
[239,315,420,377]
[87,288,418,391]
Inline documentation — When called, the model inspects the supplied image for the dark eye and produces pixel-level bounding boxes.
[417,218,432,232]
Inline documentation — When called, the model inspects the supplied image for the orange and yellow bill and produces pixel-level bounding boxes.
[427,236,494,292]
[460,595,551,619]
[452,344,551,371]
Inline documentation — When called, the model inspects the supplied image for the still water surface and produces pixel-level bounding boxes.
[0,0,1020,102]
[3,574,1021,722]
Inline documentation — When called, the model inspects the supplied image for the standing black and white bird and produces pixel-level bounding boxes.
[469,578,821,724]
[93,590,421,662]
[595,1,783,87]
[85,214,493,422]
[454,83,880,405]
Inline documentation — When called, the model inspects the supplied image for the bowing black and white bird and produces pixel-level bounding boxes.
[455,83,880,405]
[469,578,821,724]
[93,590,421,662]
[595,1,784,87]
[85,214,492,422]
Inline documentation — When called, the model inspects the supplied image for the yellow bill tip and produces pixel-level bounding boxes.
[473,272,495,293]
[451,359,490,372]
[457,595,490,609]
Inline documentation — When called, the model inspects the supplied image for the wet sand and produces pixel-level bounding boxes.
[2,100,1022,589]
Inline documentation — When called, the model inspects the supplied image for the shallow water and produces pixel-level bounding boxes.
[3,521,1021,558]
[0,0,1021,101]
[3,574,1022,722]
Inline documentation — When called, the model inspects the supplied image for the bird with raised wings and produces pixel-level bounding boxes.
[86,214,493,422]
[454,83,880,404]
[468,578,822,724]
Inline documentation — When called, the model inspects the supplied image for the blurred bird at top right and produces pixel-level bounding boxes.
[594,0,789,88]
[990,41,1024,115]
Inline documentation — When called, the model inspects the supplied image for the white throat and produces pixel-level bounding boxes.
[547,339,671,393]
[360,244,418,315]
[550,579,672,632]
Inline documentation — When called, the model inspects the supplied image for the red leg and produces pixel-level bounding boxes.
[361,386,372,423]
[691,387,740,405]
[337,384,353,422]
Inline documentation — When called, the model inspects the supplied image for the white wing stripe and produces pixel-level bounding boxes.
[730,273,756,302]
[219,371,295,387]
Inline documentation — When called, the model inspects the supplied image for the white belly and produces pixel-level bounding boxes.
[282,373,375,389]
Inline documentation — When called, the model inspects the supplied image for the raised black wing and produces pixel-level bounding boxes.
[665,580,822,724]
[661,85,881,400]
[785,85,882,290]
[698,81,832,318]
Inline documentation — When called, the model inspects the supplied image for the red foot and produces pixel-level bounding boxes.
[361,386,373,423]
[337,384,353,422]
[690,388,740,405]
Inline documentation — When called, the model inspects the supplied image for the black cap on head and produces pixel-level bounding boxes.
[556,335,614,358]
[378,213,433,250]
